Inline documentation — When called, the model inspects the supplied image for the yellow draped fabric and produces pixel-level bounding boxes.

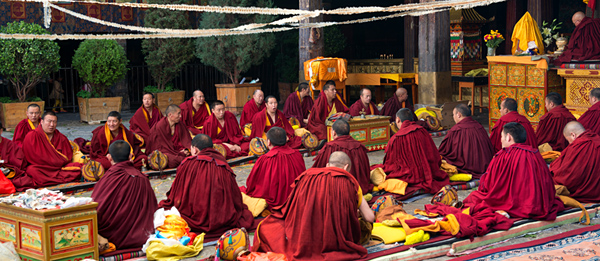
[27,119,36,130]
[511,12,545,55]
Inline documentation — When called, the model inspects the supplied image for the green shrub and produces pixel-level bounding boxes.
[72,39,129,97]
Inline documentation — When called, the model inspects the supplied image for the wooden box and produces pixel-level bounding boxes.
[78,97,123,124]
[0,101,45,131]
[154,90,185,115]
[327,115,391,151]
[0,203,99,261]
[215,83,262,114]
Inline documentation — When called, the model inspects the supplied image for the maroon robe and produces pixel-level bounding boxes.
[90,124,147,170]
[180,98,211,135]
[13,119,37,148]
[240,99,265,127]
[0,137,27,190]
[158,148,254,237]
[438,117,494,177]
[380,94,414,123]
[92,161,157,250]
[464,143,565,220]
[554,17,600,65]
[283,91,314,128]
[536,105,576,151]
[129,105,163,141]
[251,109,302,149]
[245,145,305,209]
[307,93,349,140]
[312,135,373,192]
[253,167,367,260]
[578,102,600,136]
[147,117,192,168]
[490,111,538,153]
[550,130,600,203]
[201,111,249,159]
[349,100,380,117]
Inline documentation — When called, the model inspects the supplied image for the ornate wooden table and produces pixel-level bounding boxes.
[327,115,391,151]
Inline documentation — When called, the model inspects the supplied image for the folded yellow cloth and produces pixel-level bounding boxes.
[378,179,408,195]
[146,233,205,261]
[541,151,561,162]
[241,192,268,218]
[370,167,386,186]
[449,173,472,182]
[404,230,430,245]
[371,223,407,244]
[511,12,545,54]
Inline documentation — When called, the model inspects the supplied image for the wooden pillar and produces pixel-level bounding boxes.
[505,0,525,54]
[298,0,324,82]
[417,2,452,104]
[527,0,552,27]
[403,0,418,73]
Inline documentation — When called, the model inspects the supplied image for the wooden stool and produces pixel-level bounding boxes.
[453,76,488,114]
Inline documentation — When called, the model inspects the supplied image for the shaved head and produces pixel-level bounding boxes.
[193,90,202,97]
[395,88,408,103]
[563,121,585,136]
[396,88,407,97]
[328,151,351,171]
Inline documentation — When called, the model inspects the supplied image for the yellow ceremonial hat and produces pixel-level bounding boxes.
[511,12,545,55]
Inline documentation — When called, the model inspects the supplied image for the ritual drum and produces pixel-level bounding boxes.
[425,115,441,131]
[289,117,301,129]
[215,228,250,261]
[301,132,319,150]
[213,144,227,158]
[243,123,252,137]
[148,150,168,170]
[82,159,105,182]
[249,137,268,156]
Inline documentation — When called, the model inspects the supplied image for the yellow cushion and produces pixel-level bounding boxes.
[449,173,472,182]
[241,192,267,217]
[371,223,406,244]
[404,230,430,246]
[378,179,408,195]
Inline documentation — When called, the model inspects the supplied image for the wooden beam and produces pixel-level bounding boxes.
[298,0,324,82]
[403,0,418,73]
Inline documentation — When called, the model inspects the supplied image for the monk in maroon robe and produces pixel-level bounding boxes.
[201,100,249,159]
[536,92,576,151]
[158,134,254,237]
[307,81,349,140]
[349,88,380,117]
[146,105,192,168]
[90,111,147,170]
[283,83,313,128]
[373,108,449,194]
[0,126,27,190]
[251,96,302,149]
[578,88,600,136]
[92,141,157,251]
[439,104,494,178]
[13,104,41,147]
[312,119,373,192]
[129,92,163,141]
[253,152,374,260]
[180,90,211,135]
[380,87,413,123]
[554,12,600,65]
[240,89,265,127]
[245,127,305,209]
[490,98,538,153]
[550,121,600,203]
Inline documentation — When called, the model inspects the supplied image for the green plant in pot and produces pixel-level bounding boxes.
[73,39,129,98]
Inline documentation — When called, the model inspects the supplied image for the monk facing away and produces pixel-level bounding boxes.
[202,100,249,159]
[253,151,374,260]
[245,127,306,209]
[490,98,538,153]
[283,82,314,128]
[536,92,576,151]
[374,108,449,195]
[578,88,600,136]
[312,119,372,192]
[146,104,192,168]
[158,134,254,237]
[129,92,163,141]
[180,90,211,135]
[380,87,413,123]
[0,122,27,191]
[438,104,494,178]
[90,111,147,170]
[307,80,349,140]
[240,89,265,127]
[554,12,600,65]
[13,104,41,147]
[251,96,302,149]
[550,121,600,203]
[92,141,157,251]
[464,122,565,220]
[349,88,380,117]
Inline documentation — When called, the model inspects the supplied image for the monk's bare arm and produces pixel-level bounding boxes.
[359,198,375,223]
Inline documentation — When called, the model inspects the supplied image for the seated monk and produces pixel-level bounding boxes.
[240,89,265,127]
[464,123,564,220]
[312,119,372,192]
[158,134,254,237]
[90,111,147,170]
[554,12,600,65]
[578,88,600,136]
[536,92,576,151]
[147,105,192,168]
[380,87,413,123]
[92,141,157,251]
[201,100,249,159]
[438,104,494,178]
[18,112,82,188]
[253,152,374,260]
[180,90,210,135]
[245,127,305,209]
[283,82,313,128]
[350,88,380,117]
[129,92,163,141]
[373,108,449,194]
[490,98,538,153]
[13,104,41,147]
[550,121,600,203]
[0,123,28,191]
[251,96,302,149]
[307,80,349,140]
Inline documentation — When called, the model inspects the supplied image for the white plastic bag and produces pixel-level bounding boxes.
[0,242,19,261]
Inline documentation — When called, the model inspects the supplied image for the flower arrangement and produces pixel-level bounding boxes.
[540,19,562,48]
[484,30,505,48]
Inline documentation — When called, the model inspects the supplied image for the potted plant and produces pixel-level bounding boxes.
[195,0,276,114]
[72,39,128,124]
[0,22,58,130]
[484,30,505,56]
